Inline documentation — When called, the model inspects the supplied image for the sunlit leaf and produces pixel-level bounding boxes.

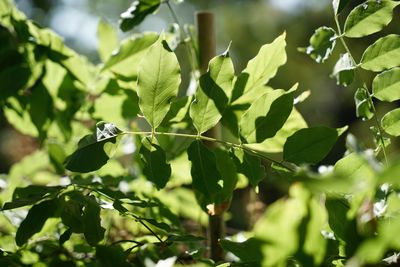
[65,122,123,172]
[331,53,355,86]
[231,33,286,104]
[361,34,400,72]
[381,108,400,136]
[119,0,161,32]
[301,26,336,63]
[283,126,347,164]
[344,0,399,38]
[354,87,373,120]
[190,47,234,134]
[137,35,181,129]
[97,19,118,62]
[245,108,308,153]
[239,86,295,144]
[373,67,400,102]
[139,137,171,189]
[102,33,158,79]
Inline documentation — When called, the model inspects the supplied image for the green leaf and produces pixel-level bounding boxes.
[325,197,361,257]
[332,53,355,86]
[83,196,105,246]
[65,122,122,173]
[161,96,192,127]
[190,47,234,134]
[221,238,264,265]
[93,90,139,128]
[29,82,54,140]
[47,143,67,174]
[233,149,265,187]
[381,108,400,136]
[333,0,351,15]
[187,141,222,203]
[16,199,58,246]
[344,0,399,38]
[61,200,84,233]
[239,86,295,144]
[231,33,287,104]
[137,35,181,129]
[301,26,336,63]
[97,19,118,62]
[2,185,63,210]
[96,245,130,267]
[252,184,327,267]
[361,34,400,72]
[102,33,158,79]
[214,149,238,203]
[139,137,171,189]
[283,126,347,165]
[354,87,374,120]
[372,67,400,102]
[245,108,308,153]
[119,0,161,32]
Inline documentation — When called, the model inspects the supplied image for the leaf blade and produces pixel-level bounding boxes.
[344,0,399,38]
[187,141,221,204]
[190,48,234,134]
[361,34,400,72]
[239,86,295,144]
[373,67,400,102]
[137,36,181,129]
[231,33,287,104]
[382,108,400,136]
[283,126,347,165]
[65,122,122,173]
[139,137,171,189]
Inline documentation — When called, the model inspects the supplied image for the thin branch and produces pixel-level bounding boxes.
[123,131,295,172]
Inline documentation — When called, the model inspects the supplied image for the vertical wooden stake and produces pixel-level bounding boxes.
[196,11,225,262]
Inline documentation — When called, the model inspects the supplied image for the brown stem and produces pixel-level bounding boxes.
[196,11,225,262]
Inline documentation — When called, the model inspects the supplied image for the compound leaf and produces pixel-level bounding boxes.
[65,122,122,173]
[355,88,374,120]
[82,196,105,246]
[137,35,181,129]
[382,108,400,136]
[332,53,355,86]
[361,34,400,72]
[301,26,336,63]
[333,0,351,15]
[231,33,286,104]
[344,0,399,38]
[139,137,171,189]
[239,86,295,144]
[16,199,58,246]
[119,0,161,32]
[373,67,400,102]
[190,47,234,134]
[284,126,347,165]
[187,141,221,202]
[102,33,158,79]
[97,19,118,62]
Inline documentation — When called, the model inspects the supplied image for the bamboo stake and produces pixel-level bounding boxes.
[196,11,225,262]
